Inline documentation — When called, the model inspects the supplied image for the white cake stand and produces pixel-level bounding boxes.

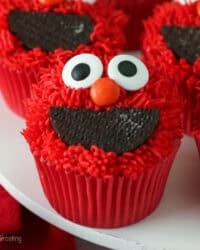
[1,95,200,250]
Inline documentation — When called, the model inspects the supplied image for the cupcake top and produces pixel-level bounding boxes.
[142,1,200,87]
[23,50,182,180]
[0,0,127,71]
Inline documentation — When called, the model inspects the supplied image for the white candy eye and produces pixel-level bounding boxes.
[108,55,149,91]
[62,53,103,89]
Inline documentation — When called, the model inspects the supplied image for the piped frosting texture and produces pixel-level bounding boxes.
[142,2,200,71]
[23,51,182,179]
[0,0,127,70]
[142,1,200,131]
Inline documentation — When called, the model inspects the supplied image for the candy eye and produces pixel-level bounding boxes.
[108,55,149,91]
[62,53,103,89]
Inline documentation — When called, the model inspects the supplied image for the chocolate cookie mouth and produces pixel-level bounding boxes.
[161,25,200,64]
[49,107,160,154]
[8,10,94,52]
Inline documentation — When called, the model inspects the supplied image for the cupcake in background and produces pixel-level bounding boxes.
[83,0,167,50]
[23,49,182,228]
[142,0,200,134]
[0,0,127,117]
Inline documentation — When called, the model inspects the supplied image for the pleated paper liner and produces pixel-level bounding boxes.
[34,141,180,228]
[183,82,200,135]
[195,133,200,156]
[98,0,166,50]
[0,62,38,118]
[183,98,192,135]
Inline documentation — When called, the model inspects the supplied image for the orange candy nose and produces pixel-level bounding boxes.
[90,78,120,106]
[39,0,64,5]
[197,1,200,16]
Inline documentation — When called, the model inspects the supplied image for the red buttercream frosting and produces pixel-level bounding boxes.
[0,0,127,71]
[142,2,200,69]
[142,1,200,131]
[99,0,167,50]
[23,51,182,180]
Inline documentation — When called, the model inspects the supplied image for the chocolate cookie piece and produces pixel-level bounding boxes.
[49,107,160,154]
[162,25,200,64]
[9,10,94,52]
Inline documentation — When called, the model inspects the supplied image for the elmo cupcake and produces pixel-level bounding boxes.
[142,1,200,134]
[83,0,167,50]
[23,50,182,228]
[0,0,127,117]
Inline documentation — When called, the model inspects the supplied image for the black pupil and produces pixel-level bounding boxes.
[118,61,137,77]
[71,63,90,81]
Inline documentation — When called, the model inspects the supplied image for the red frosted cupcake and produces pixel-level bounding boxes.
[142,1,200,134]
[23,50,182,228]
[0,0,127,117]
[87,0,167,50]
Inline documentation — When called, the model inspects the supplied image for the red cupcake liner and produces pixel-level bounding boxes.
[183,97,194,135]
[100,0,166,50]
[195,133,200,156]
[0,62,38,117]
[34,141,180,228]
[183,85,200,135]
